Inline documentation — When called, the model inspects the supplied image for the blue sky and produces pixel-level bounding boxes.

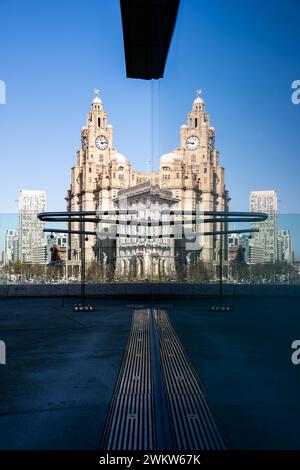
[0,0,300,252]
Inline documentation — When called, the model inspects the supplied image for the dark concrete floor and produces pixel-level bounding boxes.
[169,297,300,450]
[0,296,300,449]
[0,298,132,449]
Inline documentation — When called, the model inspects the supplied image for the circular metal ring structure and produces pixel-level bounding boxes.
[37,209,268,304]
[38,210,268,238]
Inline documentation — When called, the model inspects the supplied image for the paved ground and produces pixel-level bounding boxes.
[169,297,300,449]
[0,298,132,449]
[0,296,300,449]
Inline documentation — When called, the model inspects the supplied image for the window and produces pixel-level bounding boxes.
[89,167,92,173]
[98,117,100,127]
[204,167,207,174]
[195,117,198,128]
[176,173,179,178]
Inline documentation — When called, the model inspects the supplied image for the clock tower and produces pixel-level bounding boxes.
[67,90,117,263]
[180,89,215,165]
[67,89,229,273]
[176,90,229,262]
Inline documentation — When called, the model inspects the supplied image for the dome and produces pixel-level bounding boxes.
[194,96,203,104]
[112,152,126,163]
[160,152,179,165]
[92,96,102,104]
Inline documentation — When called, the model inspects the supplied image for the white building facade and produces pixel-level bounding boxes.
[278,229,293,264]
[4,229,19,265]
[18,190,46,264]
[249,190,278,264]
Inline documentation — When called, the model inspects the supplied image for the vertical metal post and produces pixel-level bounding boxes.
[81,220,86,307]
[219,221,223,300]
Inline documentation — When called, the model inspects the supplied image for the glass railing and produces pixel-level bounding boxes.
[0,212,298,286]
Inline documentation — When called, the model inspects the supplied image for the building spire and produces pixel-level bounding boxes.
[193,87,204,108]
[92,88,102,107]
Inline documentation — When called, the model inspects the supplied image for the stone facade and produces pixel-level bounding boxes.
[113,182,178,280]
[66,90,229,278]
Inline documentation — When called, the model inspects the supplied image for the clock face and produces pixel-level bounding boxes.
[186,135,200,151]
[208,136,214,151]
[81,136,88,150]
[95,135,108,150]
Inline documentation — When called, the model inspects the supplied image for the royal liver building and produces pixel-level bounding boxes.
[66,90,229,279]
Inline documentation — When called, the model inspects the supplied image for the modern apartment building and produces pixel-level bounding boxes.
[18,190,46,264]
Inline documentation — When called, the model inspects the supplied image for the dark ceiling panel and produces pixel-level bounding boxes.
[120,0,180,80]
